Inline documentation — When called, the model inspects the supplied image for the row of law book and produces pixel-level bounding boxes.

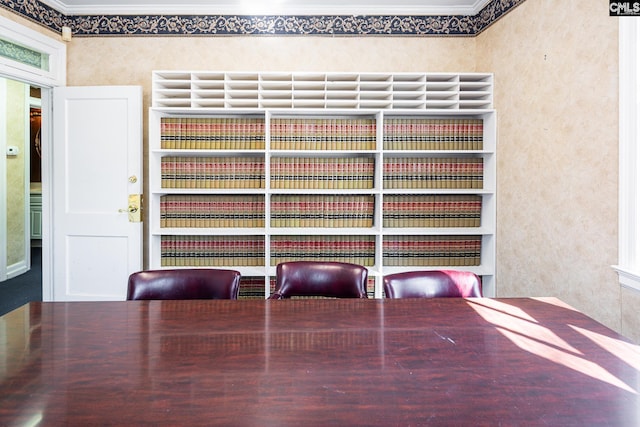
[383,235,481,266]
[160,235,265,267]
[383,157,483,189]
[161,117,265,150]
[161,156,265,189]
[238,276,267,299]
[383,118,484,151]
[270,157,375,189]
[270,118,377,151]
[159,117,483,152]
[158,194,480,230]
[270,235,376,267]
[382,195,482,228]
[270,195,374,228]
[160,155,482,189]
[159,234,482,268]
[160,195,265,228]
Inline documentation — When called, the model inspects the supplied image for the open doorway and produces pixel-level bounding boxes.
[0,79,43,315]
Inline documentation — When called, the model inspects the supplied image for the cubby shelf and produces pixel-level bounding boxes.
[153,71,493,110]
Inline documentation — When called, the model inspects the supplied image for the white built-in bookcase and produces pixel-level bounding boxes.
[149,71,496,298]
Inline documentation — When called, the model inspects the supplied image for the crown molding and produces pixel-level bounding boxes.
[38,0,493,17]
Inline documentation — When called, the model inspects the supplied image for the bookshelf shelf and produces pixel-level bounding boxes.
[149,71,496,298]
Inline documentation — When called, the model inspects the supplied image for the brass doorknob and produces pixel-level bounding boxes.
[118,194,142,222]
[119,206,138,213]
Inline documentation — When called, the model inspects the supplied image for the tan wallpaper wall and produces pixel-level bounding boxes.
[477,0,627,336]
[65,36,476,87]
[622,287,640,341]
[2,2,636,341]
[0,8,49,34]
[5,79,27,266]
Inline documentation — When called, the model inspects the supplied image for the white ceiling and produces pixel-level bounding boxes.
[39,0,493,16]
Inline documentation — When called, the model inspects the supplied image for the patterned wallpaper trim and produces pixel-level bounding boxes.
[0,0,526,36]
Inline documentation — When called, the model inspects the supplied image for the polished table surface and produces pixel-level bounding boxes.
[1,298,639,426]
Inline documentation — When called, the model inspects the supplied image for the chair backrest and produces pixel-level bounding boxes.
[383,270,482,298]
[269,261,368,299]
[127,269,241,300]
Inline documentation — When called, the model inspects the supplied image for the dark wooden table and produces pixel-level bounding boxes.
[1,298,639,426]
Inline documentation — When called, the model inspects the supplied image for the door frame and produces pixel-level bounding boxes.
[0,14,66,300]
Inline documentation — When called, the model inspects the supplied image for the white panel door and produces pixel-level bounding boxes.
[52,86,142,301]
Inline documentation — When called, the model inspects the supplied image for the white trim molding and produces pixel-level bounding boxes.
[0,78,7,282]
[616,19,640,292]
[613,266,640,292]
[0,14,66,87]
[39,0,493,17]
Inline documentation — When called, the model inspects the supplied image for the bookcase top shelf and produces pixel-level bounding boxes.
[153,71,493,111]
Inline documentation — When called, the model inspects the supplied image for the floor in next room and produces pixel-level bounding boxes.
[0,246,42,316]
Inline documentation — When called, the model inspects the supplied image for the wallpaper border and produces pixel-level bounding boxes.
[0,0,526,37]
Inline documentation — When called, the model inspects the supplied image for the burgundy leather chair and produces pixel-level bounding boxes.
[127,268,241,300]
[383,270,482,298]
[268,261,368,299]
